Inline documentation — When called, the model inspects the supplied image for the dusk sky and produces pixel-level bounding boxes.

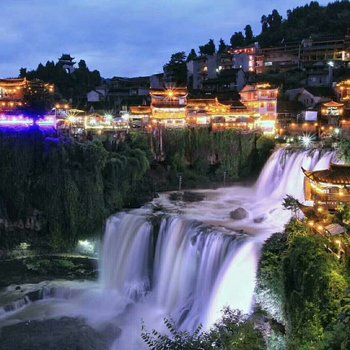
[1,0,330,79]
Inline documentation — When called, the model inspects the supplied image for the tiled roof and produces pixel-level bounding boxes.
[302,164,350,185]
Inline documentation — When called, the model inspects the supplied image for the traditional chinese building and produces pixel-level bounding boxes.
[0,78,26,113]
[58,54,76,74]
[149,88,188,128]
[336,80,350,107]
[128,106,152,127]
[186,99,218,126]
[303,164,350,211]
[321,100,344,126]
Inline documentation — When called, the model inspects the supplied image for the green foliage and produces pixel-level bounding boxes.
[284,219,310,245]
[324,289,350,350]
[26,259,51,272]
[158,129,261,186]
[21,59,101,108]
[258,2,350,47]
[142,307,265,350]
[337,138,350,163]
[244,25,254,45]
[21,79,54,117]
[218,39,228,53]
[256,232,288,324]
[335,204,350,228]
[282,196,301,219]
[0,129,266,250]
[283,235,348,349]
[0,130,150,251]
[258,219,350,350]
[163,52,187,86]
[199,39,216,56]
[256,135,275,168]
[187,49,197,62]
[230,32,245,48]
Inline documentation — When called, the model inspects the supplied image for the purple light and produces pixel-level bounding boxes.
[0,115,33,126]
[0,115,57,128]
[36,116,56,127]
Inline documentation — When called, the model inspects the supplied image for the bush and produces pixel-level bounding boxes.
[142,307,265,350]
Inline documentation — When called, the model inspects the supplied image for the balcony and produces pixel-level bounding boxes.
[312,192,350,210]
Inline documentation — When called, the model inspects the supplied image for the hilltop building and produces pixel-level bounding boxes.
[187,52,248,94]
[58,54,76,74]
[86,76,150,113]
[187,54,218,90]
[285,88,326,108]
[306,62,333,87]
[229,43,264,74]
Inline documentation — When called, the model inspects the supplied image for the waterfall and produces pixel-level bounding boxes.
[255,147,337,201]
[100,214,153,299]
[0,146,340,350]
[100,214,258,335]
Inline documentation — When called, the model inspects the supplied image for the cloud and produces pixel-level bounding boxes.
[0,0,331,78]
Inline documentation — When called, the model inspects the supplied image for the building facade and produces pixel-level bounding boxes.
[239,83,278,117]
[303,164,350,211]
[0,78,26,114]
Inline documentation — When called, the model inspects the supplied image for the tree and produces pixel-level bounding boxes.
[78,59,88,70]
[163,52,187,86]
[267,9,283,30]
[230,32,245,48]
[21,79,54,117]
[282,195,301,219]
[338,138,350,163]
[218,38,228,53]
[19,57,102,108]
[19,68,27,78]
[244,25,254,44]
[199,39,216,55]
[261,15,268,33]
[187,48,197,62]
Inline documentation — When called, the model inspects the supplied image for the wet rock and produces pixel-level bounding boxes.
[182,192,205,202]
[230,208,248,220]
[169,191,205,203]
[254,215,267,223]
[26,289,42,302]
[169,192,183,201]
[0,317,119,350]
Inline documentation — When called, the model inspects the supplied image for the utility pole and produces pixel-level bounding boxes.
[178,175,182,191]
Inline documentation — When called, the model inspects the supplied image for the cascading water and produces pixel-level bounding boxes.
[0,147,338,350]
[255,147,338,201]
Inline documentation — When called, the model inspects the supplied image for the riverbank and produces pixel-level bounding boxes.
[0,255,98,288]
